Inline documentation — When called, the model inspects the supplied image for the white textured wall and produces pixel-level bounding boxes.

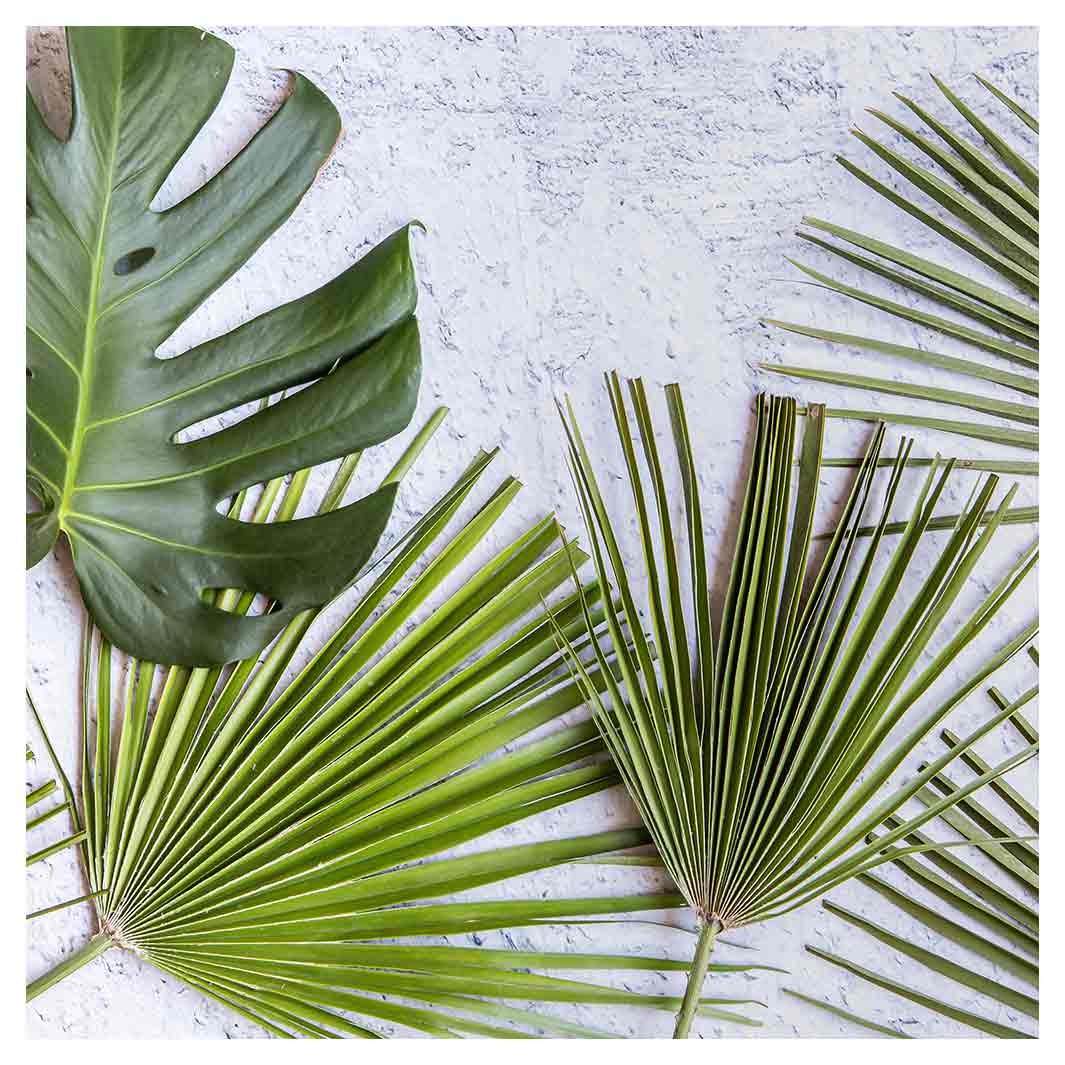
[26,25,1037,1038]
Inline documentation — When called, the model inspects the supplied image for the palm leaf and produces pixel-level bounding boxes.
[27,26,423,666]
[762,74,1038,527]
[25,418,770,1037]
[809,646,1038,1036]
[807,946,1029,1038]
[556,371,1036,1036]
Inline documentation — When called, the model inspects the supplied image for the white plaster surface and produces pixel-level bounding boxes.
[26,25,1038,1039]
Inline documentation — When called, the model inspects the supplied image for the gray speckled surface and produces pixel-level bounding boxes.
[26,25,1037,1038]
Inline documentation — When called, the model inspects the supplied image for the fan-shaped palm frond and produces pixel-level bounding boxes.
[25,416,773,1038]
[556,372,1037,1037]
[762,74,1038,523]
[804,642,1037,1037]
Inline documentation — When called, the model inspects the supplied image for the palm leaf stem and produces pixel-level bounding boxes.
[26,932,112,1002]
[672,919,721,1038]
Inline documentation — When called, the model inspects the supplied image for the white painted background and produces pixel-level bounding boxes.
[26,25,1038,1038]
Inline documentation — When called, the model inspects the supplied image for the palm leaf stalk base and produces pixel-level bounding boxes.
[27,934,112,1002]
[556,372,1037,1037]
[26,415,772,1037]
[672,918,721,1038]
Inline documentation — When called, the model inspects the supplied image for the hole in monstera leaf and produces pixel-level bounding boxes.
[113,247,156,276]
[26,28,72,141]
[201,587,274,616]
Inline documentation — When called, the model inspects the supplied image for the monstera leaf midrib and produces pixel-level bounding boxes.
[42,99,115,531]
[27,26,423,667]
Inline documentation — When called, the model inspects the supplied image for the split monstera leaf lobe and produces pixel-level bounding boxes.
[27,26,423,666]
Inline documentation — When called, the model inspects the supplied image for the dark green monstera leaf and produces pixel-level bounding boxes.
[26,26,422,666]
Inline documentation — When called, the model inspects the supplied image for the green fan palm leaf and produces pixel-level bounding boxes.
[26,417,771,1038]
[555,371,1036,1036]
[762,75,1039,518]
[25,710,103,916]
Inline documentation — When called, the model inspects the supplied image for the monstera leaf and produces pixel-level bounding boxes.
[26,26,421,666]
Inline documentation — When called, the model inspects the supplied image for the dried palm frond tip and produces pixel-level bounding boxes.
[555,373,1037,1037]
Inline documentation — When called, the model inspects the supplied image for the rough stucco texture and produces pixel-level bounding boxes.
[26,25,1037,1038]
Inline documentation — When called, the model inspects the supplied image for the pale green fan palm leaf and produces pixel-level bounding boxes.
[26,413,771,1038]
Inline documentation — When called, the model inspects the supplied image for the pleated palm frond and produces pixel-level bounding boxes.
[25,414,773,1038]
[761,74,1038,521]
[556,372,1038,1037]
[797,642,1037,1038]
